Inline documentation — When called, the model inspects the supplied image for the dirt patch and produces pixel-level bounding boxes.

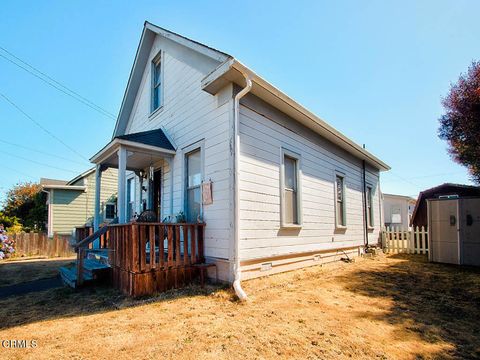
[0,254,479,359]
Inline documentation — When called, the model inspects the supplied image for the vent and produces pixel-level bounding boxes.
[260,262,272,271]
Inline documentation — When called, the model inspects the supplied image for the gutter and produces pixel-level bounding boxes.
[362,160,369,249]
[232,74,253,301]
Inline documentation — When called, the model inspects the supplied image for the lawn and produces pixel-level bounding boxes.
[0,257,75,287]
[0,254,479,359]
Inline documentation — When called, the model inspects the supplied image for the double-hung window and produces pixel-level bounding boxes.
[335,174,346,227]
[151,54,162,112]
[186,149,202,222]
[281,149,301,227]
[366,185,374,228]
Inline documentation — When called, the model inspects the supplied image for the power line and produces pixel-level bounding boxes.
[0,139,89,167]
[0,46,116,120]
[1,164,37,180]
[0,149,79,174]
[0,92,89,162]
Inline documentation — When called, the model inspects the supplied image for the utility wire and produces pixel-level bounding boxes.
[0,138,89,167]
[1,164,37,180]
[0,149,79,174]
[0,92,89,162]
[0,47,116,120]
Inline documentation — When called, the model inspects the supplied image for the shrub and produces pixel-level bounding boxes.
[0,224,15,260]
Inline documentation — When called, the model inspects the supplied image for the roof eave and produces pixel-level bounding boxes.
[201,59,390,172]
[42,185,86,191]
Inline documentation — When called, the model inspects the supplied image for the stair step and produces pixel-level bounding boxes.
[80,258,110,271]
[59,266,93,289]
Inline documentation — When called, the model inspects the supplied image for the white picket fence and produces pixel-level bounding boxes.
[382,226,429,254]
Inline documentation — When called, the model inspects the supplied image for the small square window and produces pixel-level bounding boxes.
[105,203,116,220]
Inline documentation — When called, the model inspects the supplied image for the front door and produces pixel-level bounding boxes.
[153,169,161,221]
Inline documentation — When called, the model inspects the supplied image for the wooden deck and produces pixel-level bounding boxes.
[74,222,208,297]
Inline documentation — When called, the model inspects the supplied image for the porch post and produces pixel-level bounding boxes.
[167,157,174,217]
[117,146,127,223]
[93,164,102,232]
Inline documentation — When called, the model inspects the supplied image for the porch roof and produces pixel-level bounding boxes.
[90,128,176,169]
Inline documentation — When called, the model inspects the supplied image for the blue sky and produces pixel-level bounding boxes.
[0,0,478,201]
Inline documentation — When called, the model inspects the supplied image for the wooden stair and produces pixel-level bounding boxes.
[59,258,111,289]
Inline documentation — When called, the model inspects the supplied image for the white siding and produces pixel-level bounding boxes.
[124,34,234,260]
[238,96,382,261]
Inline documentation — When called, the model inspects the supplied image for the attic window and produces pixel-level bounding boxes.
[151,53,162,112]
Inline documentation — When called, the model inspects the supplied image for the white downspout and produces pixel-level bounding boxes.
[233,74,253,301]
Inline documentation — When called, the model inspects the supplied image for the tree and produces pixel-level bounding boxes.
[439,61,480,183]
[2,182,47,231]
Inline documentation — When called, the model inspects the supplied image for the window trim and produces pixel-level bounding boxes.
[126,175,136,221]
[279,148,302,228]
[150,51,164,115]
[182,140,205,221]
[334,171,347,229]
[104,202,117,221]
[366,184,374,229]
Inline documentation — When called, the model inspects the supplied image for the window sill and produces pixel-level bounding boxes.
[335,225,347,231]
[367,226,375,232]
[280,223,302,229]
[149,105,164,119]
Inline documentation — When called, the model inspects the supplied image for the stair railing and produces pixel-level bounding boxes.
[74,218,118,286]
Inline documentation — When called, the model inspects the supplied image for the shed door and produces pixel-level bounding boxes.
[429,199,459,264]
[460,198,480,266]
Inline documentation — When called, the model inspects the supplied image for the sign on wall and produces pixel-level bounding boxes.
[202,181,213,205]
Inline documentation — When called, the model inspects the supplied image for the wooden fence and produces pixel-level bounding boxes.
[382,226,429,254]
[10,232,76,258]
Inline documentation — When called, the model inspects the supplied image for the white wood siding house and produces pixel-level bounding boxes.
[89,22,390,285]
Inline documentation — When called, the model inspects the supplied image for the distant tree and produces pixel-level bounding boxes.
[2,182,47,231]
[0,211,21,232]
[439,61,480,183]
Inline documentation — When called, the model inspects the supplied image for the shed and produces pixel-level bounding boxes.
[411,183,480,228]
[427,197,480,266]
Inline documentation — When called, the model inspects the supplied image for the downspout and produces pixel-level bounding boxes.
[233,74,253,301]
[362,160,369,249]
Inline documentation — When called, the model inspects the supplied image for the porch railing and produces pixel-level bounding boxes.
[107,222,206,296]
[108,223,205,270]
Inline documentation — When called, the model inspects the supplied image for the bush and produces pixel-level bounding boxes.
[0,225,15,260]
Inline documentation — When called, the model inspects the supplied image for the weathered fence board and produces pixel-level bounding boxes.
[382,226,428,254]
[11,232,75,258]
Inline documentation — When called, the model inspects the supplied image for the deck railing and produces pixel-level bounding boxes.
[107,222,205,296]
[75,226,110,249]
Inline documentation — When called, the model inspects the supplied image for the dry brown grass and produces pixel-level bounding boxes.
[0,257,75,287]
[0,254,479,359]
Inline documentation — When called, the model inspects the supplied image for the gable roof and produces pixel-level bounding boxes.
[112,21,231,137]
[111,21,389,171]
[116,128,175,151]
[40,178,67,186]
[383,193,416,202]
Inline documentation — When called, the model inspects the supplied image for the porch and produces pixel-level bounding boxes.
[61,128,214,296]
[64,222,210,297]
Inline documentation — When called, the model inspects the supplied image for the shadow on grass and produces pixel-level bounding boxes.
[339,254,480,359]
[0,279,231,331]
[0,258,76,287]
